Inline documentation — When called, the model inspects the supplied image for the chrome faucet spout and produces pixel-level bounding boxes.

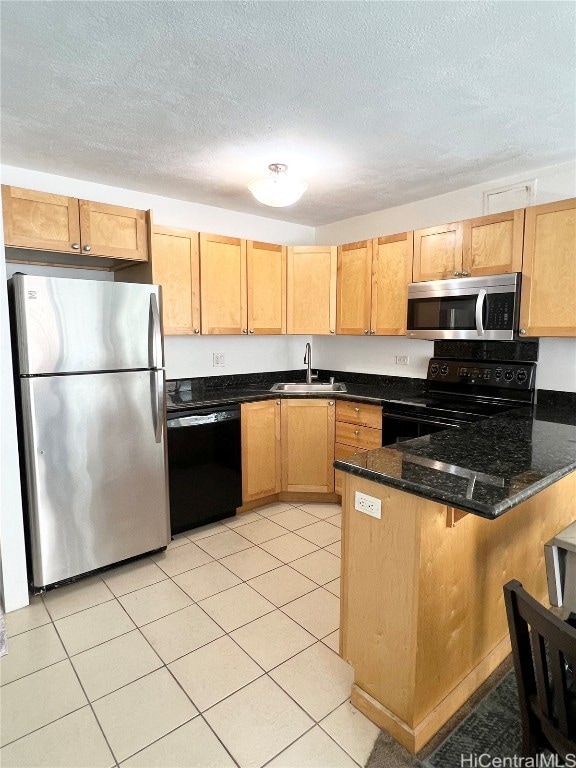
[304,343,312,385]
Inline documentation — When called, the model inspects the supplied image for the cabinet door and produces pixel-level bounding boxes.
[241,400,281,502]
[520,199,576,337]
[200,233,247,334]
[2,186,81,253]
[462,209,524,277]
[281,399,335,493]
[336,240,373,335]
[287,246,337,334]
[79,200,148,261]
[371,232,413,335]
[151,225,200,335]
[413,222,463,281]
[247,241,286,334]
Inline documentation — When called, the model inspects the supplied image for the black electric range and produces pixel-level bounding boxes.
[381,357,536,445]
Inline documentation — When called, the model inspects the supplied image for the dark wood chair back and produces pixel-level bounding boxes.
[504,579,576,759]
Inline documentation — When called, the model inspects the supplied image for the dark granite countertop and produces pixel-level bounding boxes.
[335,403,576,519]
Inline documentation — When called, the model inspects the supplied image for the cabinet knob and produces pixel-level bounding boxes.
[370,329,375,335]
[249,329,254,334]
[330,329,335,334]
[276,400,281,405]
[454,271,461,276]
[83,245,91,252]
[354,429,360,436]
[194,328,200,334]
[329,401,334,406]
[71,243,80,250]
[519,328,526,336]
[363,329,369,334]
[242,329,248,334]
[354,407,360,412]
[462,271,469,277]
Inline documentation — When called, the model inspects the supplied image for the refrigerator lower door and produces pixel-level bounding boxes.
[20,370,170,588]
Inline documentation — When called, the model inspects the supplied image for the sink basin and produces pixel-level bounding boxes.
[270,382,347,393]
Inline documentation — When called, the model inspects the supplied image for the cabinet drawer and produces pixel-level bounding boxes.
[336,400,382,428]
[336,421,382,449]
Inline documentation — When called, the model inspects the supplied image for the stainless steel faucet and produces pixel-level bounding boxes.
[304,343,317,384]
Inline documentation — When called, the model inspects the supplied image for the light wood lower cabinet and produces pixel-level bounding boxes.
[520,198,576,337]
[241,400,281,502]
[334,401,382,495]
[281,399,335,493]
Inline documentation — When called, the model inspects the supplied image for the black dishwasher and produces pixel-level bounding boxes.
[166,405,242,534]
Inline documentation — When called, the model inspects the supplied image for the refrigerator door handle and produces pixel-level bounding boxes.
[149,293,163,370]
[151,370,164,444]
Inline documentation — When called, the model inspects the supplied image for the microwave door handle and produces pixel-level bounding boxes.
[475,289,487,337]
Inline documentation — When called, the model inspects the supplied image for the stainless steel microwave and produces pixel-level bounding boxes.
[406,273,521,341]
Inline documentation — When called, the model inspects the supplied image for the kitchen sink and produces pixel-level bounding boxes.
[270,382,347,393]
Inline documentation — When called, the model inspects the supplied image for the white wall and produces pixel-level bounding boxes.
[0,210,29,612]
[314,160,576,392]
[165,334,311,380]
[313,336,433,380]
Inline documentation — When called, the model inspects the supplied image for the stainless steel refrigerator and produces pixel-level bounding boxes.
[9,274,170,589]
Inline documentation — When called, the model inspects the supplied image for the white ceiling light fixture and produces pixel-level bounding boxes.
[248,163,308,207]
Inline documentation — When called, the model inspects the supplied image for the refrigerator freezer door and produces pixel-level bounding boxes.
[11,274,163,375]
[20,370,170,588]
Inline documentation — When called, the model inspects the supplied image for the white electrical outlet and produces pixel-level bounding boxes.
[395,355,409,365]
[354,491,381,519]
[213,353,225,367]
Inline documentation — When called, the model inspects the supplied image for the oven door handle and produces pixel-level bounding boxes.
[475,289,487,337]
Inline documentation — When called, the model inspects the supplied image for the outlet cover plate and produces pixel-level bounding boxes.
[213,353,225,367]
[395,355,409,365]
[355,491,381,519]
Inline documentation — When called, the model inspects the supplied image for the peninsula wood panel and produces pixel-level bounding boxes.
[200,233,247,334]
[336,240,373,335]
[371,232,413,335]
[462,209,524,277]
[520,199,576,337]
[151,226,200,335]
[281,399,335,493]
[247,241,286,335]
[413,222,463,281]
[241,400,281,501]
[341,471,576,752]
[2,186,81,253]
[79,200,148,261]
[287,246,337,334]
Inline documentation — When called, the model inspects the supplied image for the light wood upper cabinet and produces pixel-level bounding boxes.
[200,233,247,334]
[281,399,335,493]
[462,209,524,277]
[2,186,81,253]
[79,200,148,261]
[241,400,281,502]
[336,233,412,336]
[520,199,576,337]
[413,222,463,282]
[287,246,337,334]
[247,241,286,334]
[371,232,413,335]
[336,240,373,335]
[2,185,149,262]
[151,225,200,335]
[199,235,285,335]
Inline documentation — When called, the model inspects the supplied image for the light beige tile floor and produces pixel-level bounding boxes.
[0,501,379,768]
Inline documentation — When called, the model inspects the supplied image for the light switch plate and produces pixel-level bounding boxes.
[355,491,381,519]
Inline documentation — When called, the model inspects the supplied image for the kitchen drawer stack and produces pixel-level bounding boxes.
[335,401,382,494]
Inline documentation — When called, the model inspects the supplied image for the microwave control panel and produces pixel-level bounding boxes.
[486,293,515,329]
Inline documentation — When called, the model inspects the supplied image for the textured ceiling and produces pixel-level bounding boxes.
[1,1,575,226]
